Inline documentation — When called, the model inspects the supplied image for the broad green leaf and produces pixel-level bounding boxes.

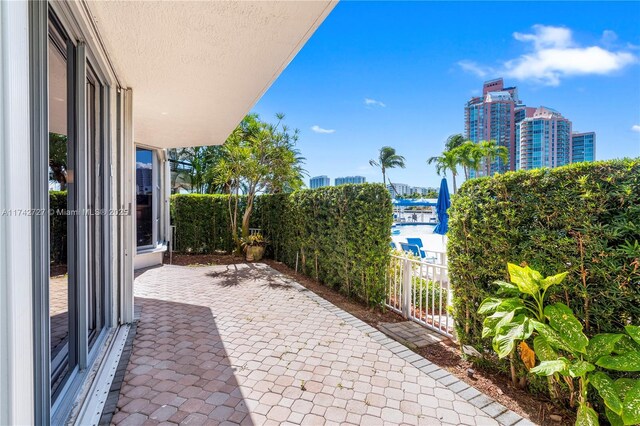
[615,378,637,400]
[494,310,516,334]
[494,280,519,296]
[576,403,599,426]
[544,303,588,354]
[507,263,541,296]
[625,326,640,347]
[589,372,623,415]
[533,335,557,362]
[614,335,640,354]
[605,407,624,426]
[540,271,568,291]
[478,297,524,315]
[622,380,640,425]
[492,316,534,358]
[586,334,624,363]
[478,298,504,314]
[482,312,505,338]
[569,360,595,378]
[597,351,640,372]
[530,358,569,376]
[532,320,574,353]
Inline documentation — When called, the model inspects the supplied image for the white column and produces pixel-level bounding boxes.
[0,1,35,424]
[121,89,135,323]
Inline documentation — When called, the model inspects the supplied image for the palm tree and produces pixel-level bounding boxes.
[444,134,466,152]
[427,150,459,193]
[369,146,406,192]
[450,141,482,180]
[478,140,509,176]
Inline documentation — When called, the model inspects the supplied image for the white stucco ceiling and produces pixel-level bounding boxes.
[86,1,336,149]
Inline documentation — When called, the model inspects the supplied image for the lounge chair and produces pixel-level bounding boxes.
[399,242,422,258]
[405,238,437,263]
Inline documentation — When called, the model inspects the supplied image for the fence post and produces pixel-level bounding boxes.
[401,258,411,319]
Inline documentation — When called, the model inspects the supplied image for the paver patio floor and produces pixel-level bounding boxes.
[111,263,530,426]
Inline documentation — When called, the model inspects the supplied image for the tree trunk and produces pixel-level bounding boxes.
[242,195,254,238]
[452,173,457,194]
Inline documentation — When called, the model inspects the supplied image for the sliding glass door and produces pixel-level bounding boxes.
[47,6,110,407]
[48,15,76,400]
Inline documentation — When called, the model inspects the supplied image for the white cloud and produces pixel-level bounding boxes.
[311,125,335,134]
[364,98,386,107]
[458,60,491,78]
[459,25,636,86]
[632,124,640,132]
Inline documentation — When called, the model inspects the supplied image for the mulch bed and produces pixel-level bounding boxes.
[165,253,575,425]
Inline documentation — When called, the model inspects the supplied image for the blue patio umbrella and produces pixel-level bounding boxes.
[433,178,451,236]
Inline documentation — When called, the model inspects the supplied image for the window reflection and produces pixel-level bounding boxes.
[48,26,71,398]
[136,149,154,247]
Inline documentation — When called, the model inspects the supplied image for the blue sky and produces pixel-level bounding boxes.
[252,1,640,189]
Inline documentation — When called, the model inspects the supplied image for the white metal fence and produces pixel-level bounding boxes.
[386,253,455,340]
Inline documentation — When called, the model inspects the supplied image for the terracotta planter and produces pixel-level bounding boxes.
[245,245,265,262]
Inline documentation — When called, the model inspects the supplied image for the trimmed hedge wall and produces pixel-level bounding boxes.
[448,159,640,351]
[171,194,245,253]
[255,184,393,305]
[171,184,393,306]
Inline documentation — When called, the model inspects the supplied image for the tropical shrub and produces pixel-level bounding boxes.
[479,263,640,425]
[449,159,640,349]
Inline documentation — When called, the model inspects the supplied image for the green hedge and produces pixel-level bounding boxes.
[448,159,640,351]
[49,191,67,265]
[171,184,393,306]
[171,194,245,253]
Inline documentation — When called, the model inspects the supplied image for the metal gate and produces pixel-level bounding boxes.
[386,253,455,340]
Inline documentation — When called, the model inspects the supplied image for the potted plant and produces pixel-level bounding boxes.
[240,233,267,262]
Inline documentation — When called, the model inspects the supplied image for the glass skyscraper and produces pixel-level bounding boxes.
[466,78,596,173]
[309,175,330,189]
[571,132,596,163]
[335,176,366,185]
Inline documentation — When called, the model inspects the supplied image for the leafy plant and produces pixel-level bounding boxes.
[479,262,640,425]
[478,263,567,386]
[240,233,268,249]
[531,321,640,425]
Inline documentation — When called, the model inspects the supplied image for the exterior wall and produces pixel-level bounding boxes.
[0,2,36,424]
[310,175,330,189]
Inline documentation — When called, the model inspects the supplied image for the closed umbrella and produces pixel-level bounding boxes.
[433,178,450,236]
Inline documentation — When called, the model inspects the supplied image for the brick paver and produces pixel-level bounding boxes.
[112,263,532,425]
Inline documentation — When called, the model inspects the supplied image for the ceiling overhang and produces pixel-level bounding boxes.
[87,1,336,149]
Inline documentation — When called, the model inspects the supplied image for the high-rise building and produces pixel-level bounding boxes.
[571,132,596,163]
[517,107,572,170]
[386,183,412,197]
[467,78,596,173]
[309,175,330,189]
[335,176,366,185]
[465,78,523,176]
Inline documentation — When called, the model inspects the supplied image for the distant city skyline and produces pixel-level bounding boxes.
[466,78,596,175]
[251,2,640,190]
